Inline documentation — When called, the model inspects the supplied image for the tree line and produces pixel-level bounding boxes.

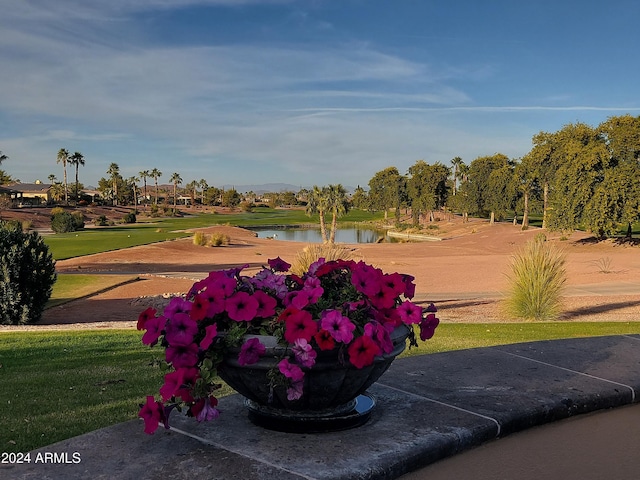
[353,114,640,239]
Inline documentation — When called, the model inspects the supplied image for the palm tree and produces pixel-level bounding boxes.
[170,172,182,211]
[128,176,139,209]
[69,151,85,204]
[198,179,208,204]
[48,174,57,184]
[150,168,162,205]
[0,151,7,166]
[185,180,198,207]
[306,185,330,243]
[107,163,120,206]
[139,170,150,211]
[56,148,70,204]
[326,184,349,243]
[451,156,464,196]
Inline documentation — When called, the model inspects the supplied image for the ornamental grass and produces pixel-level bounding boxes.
[505,237,566,321]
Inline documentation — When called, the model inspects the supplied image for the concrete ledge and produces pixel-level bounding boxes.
[3,335,639,480]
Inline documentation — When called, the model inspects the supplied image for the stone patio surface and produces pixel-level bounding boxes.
[3,334,639,480]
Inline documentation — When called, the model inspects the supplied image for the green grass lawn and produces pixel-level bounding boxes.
[47,274,139,308]
[2,322,639,453]
[44,209,384,260]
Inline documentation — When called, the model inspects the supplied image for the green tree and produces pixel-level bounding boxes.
[548,122,611,236]
[467,153,512,222]
[306,185,330,242]
[486,159,517,224]
[221,188,241,208]
[368,167,406,223]
[56,148,70,204]
[199,179,209,204]
[0,222,57,325]
[69,151,85,204]
[185,180,198,207]
[350,186,369,210]
[326,184,350,243]
[128,176,140,210]
[107,163,121,206]
[450,156,464,196]
[170,172,182,211]
[407,160,450,225]
[139,170,150,211]
[514,155,539,230]
[150,168,162,205]
[0,151,8,166]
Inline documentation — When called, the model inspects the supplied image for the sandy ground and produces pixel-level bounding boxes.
[3,217,637,330]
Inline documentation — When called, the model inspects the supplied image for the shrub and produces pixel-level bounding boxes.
[0,221,57,325]
[51,211,76,233]
[193,231,208,246]
[290,243,356,276]
[123,211,136,224]
[71,211,85,230]
[50,207,65,216]
[505,238,566,321]
[94,215,108,226]
[209,233,230,246]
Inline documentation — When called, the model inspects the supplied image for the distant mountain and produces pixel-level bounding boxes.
[220,183,357,194]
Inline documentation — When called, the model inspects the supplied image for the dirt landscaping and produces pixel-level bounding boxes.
[3,215,640,330]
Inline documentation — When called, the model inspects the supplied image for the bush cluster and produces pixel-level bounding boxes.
[51,210,84,233]
[123,211,136,224]
[0,222,57,325]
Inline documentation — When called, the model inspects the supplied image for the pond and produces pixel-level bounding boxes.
[251,227,390,244]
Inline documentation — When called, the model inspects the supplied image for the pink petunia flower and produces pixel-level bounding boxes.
[253,290,277,318]
[238,338,266,366]
[199,324,218,350]
[141,315,167,346]
[278,358,304,382]
[164,312,199,347]
[137,307,157,330]
[138,396,166,434]
[159,367,198,402]
[225,291,259,322]
[292,338,317,368]
[192,396,220,422]
[347,335,381,369]
[166,342,199,368]
[320,310,356,343]
[287,380,304,401]
[397,300,423,325]
[283,308,318,343]
[313,329,336,351]
[163,296,192,319]
[364,321,393,354]
[268,256,291,272]
[419,313,440,340]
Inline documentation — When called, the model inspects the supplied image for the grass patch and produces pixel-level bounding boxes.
[47,275,139,308]
[44,210,383,260]
[2,323,639,452]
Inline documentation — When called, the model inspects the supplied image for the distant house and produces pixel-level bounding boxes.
[1,181,52,206]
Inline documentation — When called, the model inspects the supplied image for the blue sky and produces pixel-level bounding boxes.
[2,0,640,189]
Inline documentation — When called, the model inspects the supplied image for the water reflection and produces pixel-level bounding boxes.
[253,227,388,244]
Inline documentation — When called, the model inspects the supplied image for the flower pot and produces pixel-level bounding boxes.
[216,324,410,432]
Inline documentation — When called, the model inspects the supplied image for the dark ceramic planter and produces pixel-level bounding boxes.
[217,324,410,432]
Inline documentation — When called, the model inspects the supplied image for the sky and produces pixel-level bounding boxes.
[2,0,640,190]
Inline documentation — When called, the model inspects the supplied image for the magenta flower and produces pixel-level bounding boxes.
[402,274,416,299]
[225,291,259,321]
[351,262,382,297]
[238,338,266,366]
[397,300,423,324]
[313,329,335,351]
[142,315,167,346]
[292,338,317,368]
[200,324,218,350]
[163,297,192,318]
[347,335,381,369]
[137,307,157,330]
[419,313,440,340]
[278,358,304,382]
[253,290,277,318]
[189,293,210,322]
[268,256,291,272]
[159,367,198,402]
[287,380,304,401]
[165,313,199,346]
[138,396,166,434]
[192,396,220,422]
[364,321,393,354]
[284,308,318,343]
[381,272,406,297]
[320,310,356,343]
[166,342,199,368]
